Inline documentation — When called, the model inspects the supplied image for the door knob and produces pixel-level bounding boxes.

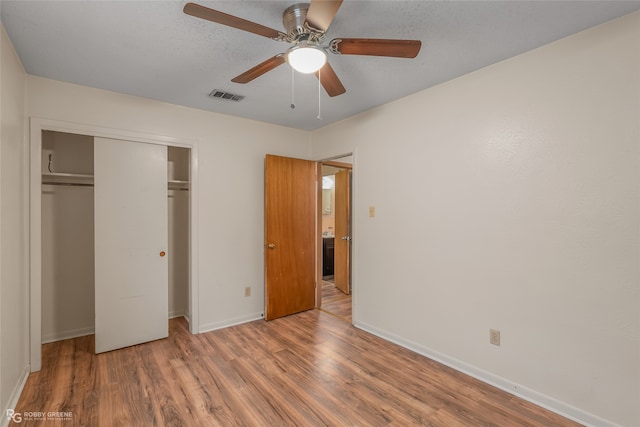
[267,243,276,249]
[341,236,352,241]
[160,251,166,257]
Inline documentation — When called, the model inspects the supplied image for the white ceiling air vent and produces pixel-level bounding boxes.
[208,89,245,102]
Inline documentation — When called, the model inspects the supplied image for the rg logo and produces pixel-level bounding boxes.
[6,409,22,423]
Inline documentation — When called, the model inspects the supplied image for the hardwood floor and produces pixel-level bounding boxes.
[320,279,352,322]
[13,312,581,426]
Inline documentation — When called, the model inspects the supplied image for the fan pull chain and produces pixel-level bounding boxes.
[317,68,322,120]
[290,66,296,109]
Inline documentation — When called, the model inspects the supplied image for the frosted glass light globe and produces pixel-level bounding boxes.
[286,44,327,74]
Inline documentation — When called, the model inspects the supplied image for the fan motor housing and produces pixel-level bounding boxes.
[282,3,324,43]
[283,3,309,33]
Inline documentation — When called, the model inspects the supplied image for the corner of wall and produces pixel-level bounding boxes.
[0,365,29,427]
[1,19,30,423]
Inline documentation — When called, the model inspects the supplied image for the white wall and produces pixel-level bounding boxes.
[310,12,639,427]
[26,76,310,334]
[0,22,29,421]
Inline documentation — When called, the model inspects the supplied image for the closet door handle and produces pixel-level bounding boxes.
[160,251,166,257]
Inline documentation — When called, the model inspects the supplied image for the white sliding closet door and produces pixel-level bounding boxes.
[94,137,168,353]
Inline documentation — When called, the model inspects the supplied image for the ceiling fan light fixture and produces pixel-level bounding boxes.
[286,43,327,74]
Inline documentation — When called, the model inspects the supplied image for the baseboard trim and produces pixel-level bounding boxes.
[353,320,619,427]
[41,314,188,343]
[199,312,263,333]
[41,326,95,344]
[1,364,30,427]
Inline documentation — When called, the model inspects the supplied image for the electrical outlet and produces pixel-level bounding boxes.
[490,329,501,346]
[244,287,251,297]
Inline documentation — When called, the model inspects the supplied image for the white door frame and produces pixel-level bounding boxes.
[29,117,200,371]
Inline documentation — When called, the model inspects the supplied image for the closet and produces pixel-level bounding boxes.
[41,130,190,353]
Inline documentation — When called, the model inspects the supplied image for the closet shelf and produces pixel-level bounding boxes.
[42,173,190,190]
[169,179,190,191]
[42,172,94,186]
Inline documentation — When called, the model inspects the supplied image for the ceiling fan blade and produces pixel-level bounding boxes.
[231,54,286,84]
[314,62,346,97]
[184,3,284,40]
[305,0,343,32]
[330,38,421,58]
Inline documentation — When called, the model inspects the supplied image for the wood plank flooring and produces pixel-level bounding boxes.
[12,312,582,426]
[320,279,352,322]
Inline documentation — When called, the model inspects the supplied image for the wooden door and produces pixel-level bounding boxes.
[334,169,351,294]
[94,137,168,353]
[265,154,317,320]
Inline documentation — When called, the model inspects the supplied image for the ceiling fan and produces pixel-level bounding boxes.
[183,1,422,97]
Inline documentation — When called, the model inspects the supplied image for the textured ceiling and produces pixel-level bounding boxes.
[2,1,639,130]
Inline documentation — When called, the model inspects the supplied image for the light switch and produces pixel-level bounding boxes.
[369,206,376,217]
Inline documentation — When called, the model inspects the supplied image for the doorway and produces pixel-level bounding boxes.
[30,118,199,370]
[319,156,352,322]
[263,154,353,322]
